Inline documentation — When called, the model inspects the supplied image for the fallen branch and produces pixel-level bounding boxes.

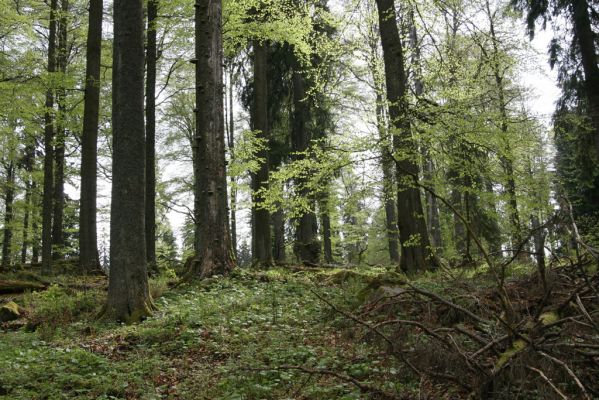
[539,351,590,400]
[243,364,407,400]
[526,366,569,400]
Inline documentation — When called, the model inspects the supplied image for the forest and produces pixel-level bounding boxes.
[0,0,598,398]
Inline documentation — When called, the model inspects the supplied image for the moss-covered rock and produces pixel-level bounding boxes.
[0,301,21,322]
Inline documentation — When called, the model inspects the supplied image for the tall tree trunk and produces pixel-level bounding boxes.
[187,0,234,279]
[486,1,523,250]
[319,194,334,264]
[375,0,435,273]
[32,191,40,264]
[424,158,442,251]
[227,66,237,258]
[291,71,320,264]
[20,143,35,265]
[366,2,400,265]
[145,0,158,273]
[102,0,153,322]
[272,207,286,263]
[79,0,102,273]
[571,0,599,160]
[2,161,15,269]
[375,92,400,264]
[408,7,442,254]
[41,0,59,275]
[251,41,273,267]
[52,0,69,260]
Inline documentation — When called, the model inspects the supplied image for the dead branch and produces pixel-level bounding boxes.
[539,351,591,400]
[526,366,569,400]
[243,365,408,400]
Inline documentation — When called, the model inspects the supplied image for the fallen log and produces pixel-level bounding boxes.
[0,280,47,295]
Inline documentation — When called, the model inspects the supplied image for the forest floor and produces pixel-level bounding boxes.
[0,262,597,399]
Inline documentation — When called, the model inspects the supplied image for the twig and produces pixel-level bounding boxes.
[526,366,569,400]
[405,283,490,326]
[243,365,406,400]
[539,351,590,400]
[310,289,422,377]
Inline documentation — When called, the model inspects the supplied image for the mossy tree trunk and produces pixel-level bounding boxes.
[102,0,153,323]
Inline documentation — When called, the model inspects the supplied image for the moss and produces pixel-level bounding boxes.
[0,301,21,322]
[495,339,527,370]
[539,310,559,325]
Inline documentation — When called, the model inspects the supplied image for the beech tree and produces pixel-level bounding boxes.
[375,0,435,273]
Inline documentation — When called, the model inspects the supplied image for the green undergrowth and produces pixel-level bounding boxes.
[0,267,414,399]
[0,263,539,399]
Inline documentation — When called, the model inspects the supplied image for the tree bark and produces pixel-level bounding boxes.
[571,0,599,160]
[187,0,234,279]
[145,0,158,273]
[227,66,237,258]
[375,0,435,273]
[79,0,102,273]
[41,0,58,276]
[485,0,523,251]
[20,142,35,265]
[291,71,320,264]
[52,0,69,261]
[102,0,153,323]
[408,7,442,254]
[2,161,15,269]
[319,194,334,264]
[251,41,273,267]
[375,91,400,265]
[272,207,286,263]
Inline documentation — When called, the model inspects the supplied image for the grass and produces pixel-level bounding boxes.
[0,267,412,399]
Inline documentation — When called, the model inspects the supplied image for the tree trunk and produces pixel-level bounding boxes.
[41,0,58,276]
[251,41,273,267]
[571,0,599,160]
[52,0,69,261]
[227,66,237,258]
[20,143,35,265]
[79,0,102,273]
[2,161,15,269]
[102,0,153,323]
[408,7,442,254]
[319,194,334,264]
[32,202,40,264]
[272,207,286,263]
[375,0,435,273]
[424,158,442,252]
[375,91,400,265]
[145,0,158,274]
[187,0,234,279]
[291,71,320,264]
[486,1,523,251]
